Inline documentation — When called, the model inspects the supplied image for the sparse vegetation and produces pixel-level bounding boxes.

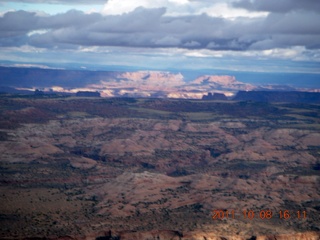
[0,95,319,239]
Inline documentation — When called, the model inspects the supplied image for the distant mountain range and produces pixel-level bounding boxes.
[0,66,319,102]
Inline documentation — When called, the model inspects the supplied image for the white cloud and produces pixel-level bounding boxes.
[78,46,109,53]
[102,0,268,19]
[184,50,216,58]
[0,45,46,53]
[197,2,268,19]
[101,0,233,17]
[179,46,320,63]
[27,29,49,37]
[261,46,305,59]
[102,0,175,15]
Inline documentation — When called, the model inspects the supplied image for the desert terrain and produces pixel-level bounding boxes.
[0,95,319,239]
[2,67,319,100]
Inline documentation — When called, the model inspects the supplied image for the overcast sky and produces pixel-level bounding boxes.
[0,0,320,74]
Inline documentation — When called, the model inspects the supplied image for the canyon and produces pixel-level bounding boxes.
[0,96,319,239]
[2,67,319,100]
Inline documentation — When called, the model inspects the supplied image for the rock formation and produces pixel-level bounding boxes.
[202,92,228,100]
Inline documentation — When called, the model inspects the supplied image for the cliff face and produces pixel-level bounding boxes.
[0,67,253,99]
[93,72,250,98]
[202,92,228,100]
[2,66,320,100]
[118,71,185,87]
[191,75,255,91]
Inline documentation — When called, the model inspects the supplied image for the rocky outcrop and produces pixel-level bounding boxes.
[66,231,320,240]
[256,232,320,240]
[202,92,228,100]
[3,66,320,101]
[118,71,185,87]
[192,75,255,91]
[0,97,319,239]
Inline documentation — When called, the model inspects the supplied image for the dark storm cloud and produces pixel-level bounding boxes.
[233,0,320,13]
[1,6,320,51]
[0,11,38,37]
[263,11,320,35]
[0,10,102,35]
[40,10,103,28]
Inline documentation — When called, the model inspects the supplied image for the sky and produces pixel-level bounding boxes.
[0,0,320,76]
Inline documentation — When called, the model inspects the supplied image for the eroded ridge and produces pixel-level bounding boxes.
[0,97,319,239]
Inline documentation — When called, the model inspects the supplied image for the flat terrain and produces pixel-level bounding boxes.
[0,95,319,239]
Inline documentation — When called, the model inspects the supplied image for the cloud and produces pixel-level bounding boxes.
[1,0,107,4]
[155,36,181,46]
[0,11,38,37]
[0,5,319,58]
[263,11,320,35]
[197,2,268,19]
[102,0,267,19]
[102,0,189,16]
[247,11,320,50]
[233,0,320,13]
[183,41,201,48]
